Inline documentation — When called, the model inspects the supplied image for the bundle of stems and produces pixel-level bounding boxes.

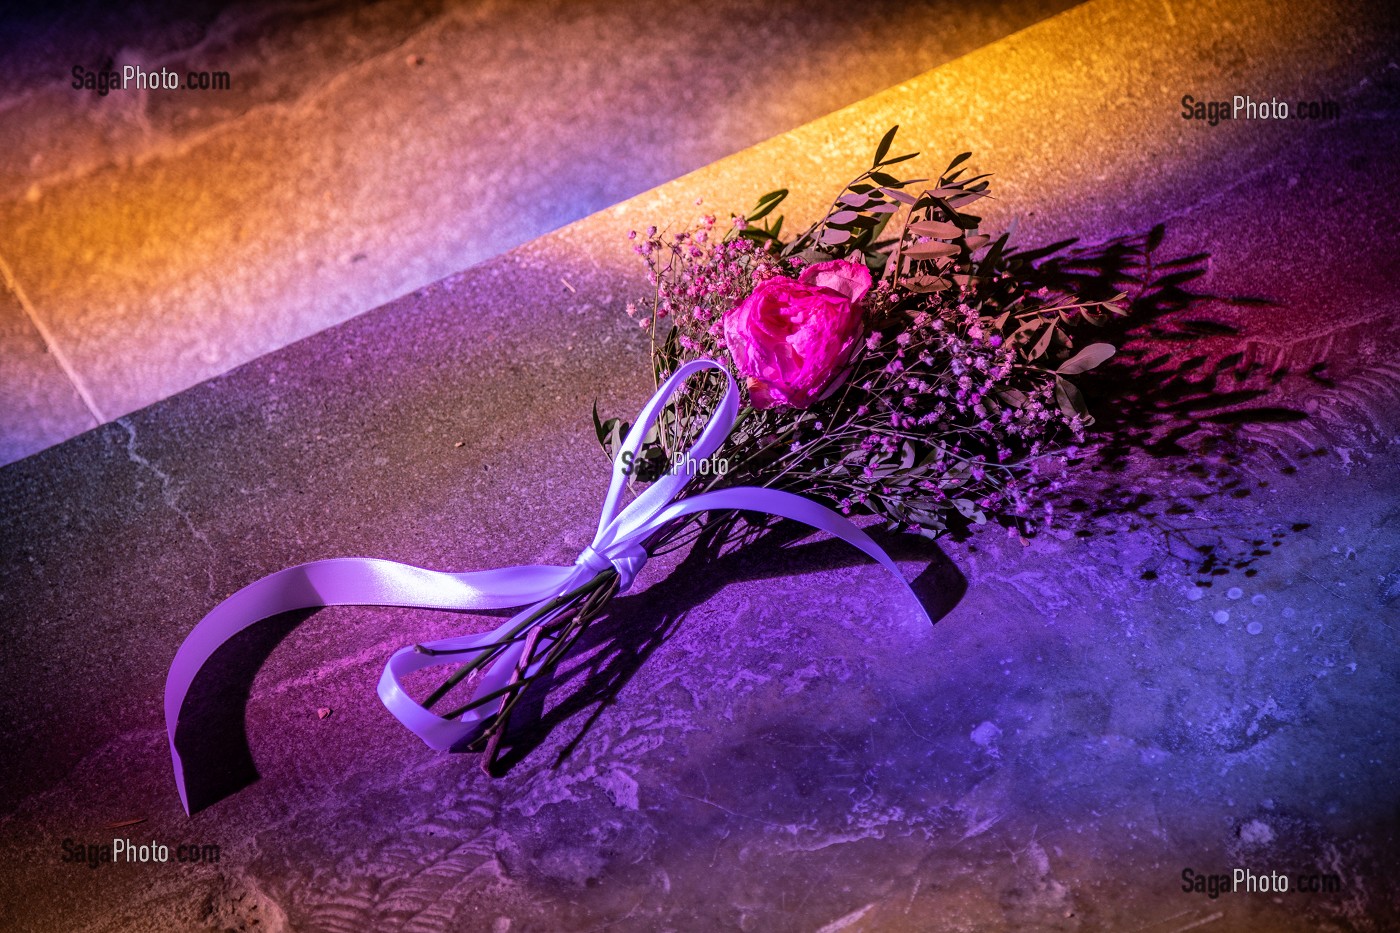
[419,513,743,769]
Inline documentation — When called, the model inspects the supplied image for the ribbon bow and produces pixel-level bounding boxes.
[165,359,926,813]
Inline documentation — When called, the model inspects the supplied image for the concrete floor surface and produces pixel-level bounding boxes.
[1,0,1398,930]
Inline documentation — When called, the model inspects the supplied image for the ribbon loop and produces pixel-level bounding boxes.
[165,358,929,814]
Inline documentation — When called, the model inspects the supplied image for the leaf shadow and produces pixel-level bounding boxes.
[476,519,964,774]
[1008,223,1313,581]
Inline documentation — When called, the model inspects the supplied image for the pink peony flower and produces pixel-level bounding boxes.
[722,258,871,409]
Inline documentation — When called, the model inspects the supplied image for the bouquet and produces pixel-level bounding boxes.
[165,127,1128,809]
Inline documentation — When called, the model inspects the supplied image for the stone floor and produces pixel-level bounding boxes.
[1,0,1399,930]
[0,0,1075,464]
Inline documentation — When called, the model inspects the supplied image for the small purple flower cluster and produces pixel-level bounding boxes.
[823,289,1087,530]
[627,216,771,351]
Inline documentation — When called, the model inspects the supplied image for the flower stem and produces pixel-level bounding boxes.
[421,569,617,711]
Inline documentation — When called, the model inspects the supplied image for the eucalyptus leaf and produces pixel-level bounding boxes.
[748,188,789,221]
[1057,343,1116,374]
[907,220,962,238]
[997,388,1028,408]
[1031,323,1056,359]
[592,401,607,446]
[873,125,899,166]
[1054,375,1091,421]
[904,241,960,259]
[944,152,972,176]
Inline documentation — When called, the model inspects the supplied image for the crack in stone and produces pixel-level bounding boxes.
[0,250,104,426]
[117,416,217,599]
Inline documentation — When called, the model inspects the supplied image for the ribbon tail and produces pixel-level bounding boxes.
[640,487,930,625]
[165,557,576,813]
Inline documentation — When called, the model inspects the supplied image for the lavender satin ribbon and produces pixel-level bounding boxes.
[165,359,926,813]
